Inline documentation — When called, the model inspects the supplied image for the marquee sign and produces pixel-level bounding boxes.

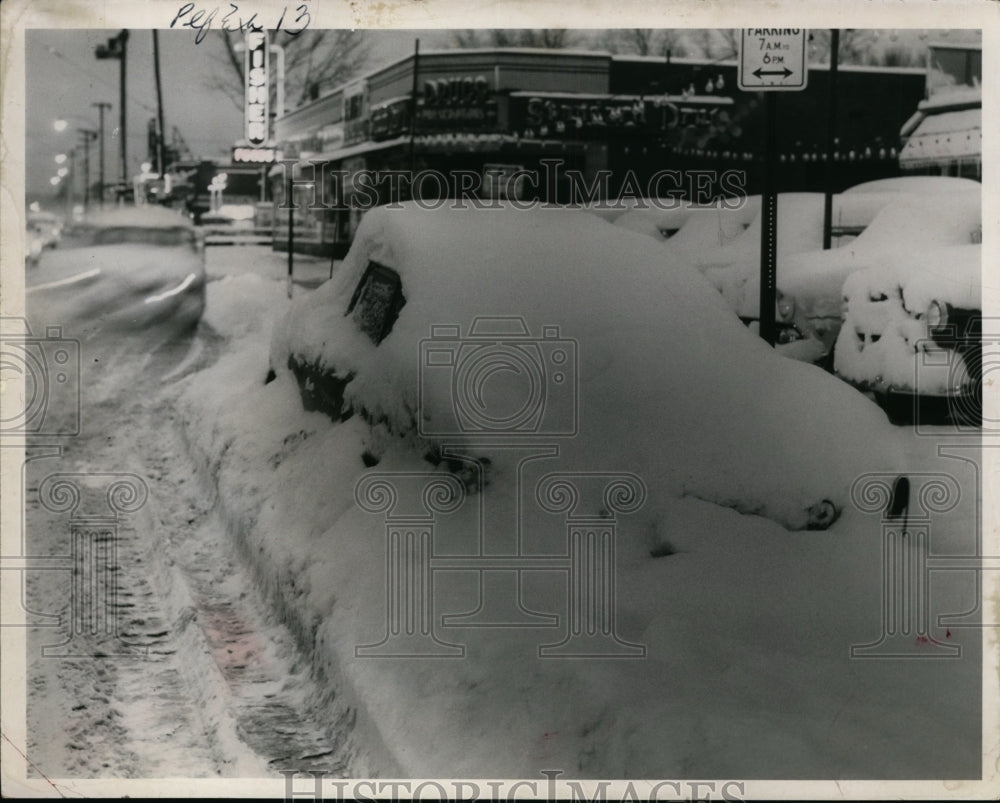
[244,30,270,146]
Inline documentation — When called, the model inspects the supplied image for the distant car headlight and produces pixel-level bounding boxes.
[926,300,947,329]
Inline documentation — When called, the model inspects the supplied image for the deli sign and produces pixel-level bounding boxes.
[244,30,269,146]
[416,74,498,131]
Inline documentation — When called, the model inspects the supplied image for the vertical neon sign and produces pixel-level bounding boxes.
[245,30,270,146]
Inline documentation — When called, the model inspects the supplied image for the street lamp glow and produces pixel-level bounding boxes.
[57,167,69,177]
[55,153,67,164]
[53,119,69,132]
[141,161,152,173]
[50,176,61,186]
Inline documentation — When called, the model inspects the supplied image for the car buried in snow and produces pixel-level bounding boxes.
[26,206,207,340]
[269,204,906,532]
[835,242,982,426]
[615,178,981,369]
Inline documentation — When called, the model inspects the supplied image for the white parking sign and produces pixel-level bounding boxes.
[738,29,808,91]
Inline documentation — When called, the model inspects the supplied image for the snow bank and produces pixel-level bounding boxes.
[271,204,904,530]
[174,239,979,780]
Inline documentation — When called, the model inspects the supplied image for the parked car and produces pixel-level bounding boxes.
[269,204,905,531]
[834,243,982,425]
[26,206,206,339]
[703,183,981,366]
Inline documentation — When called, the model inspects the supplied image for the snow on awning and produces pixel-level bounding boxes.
[899,107,981,168]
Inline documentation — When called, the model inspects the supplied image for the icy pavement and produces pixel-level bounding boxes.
[23,249,357,780]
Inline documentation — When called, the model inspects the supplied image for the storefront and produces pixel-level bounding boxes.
[271,47,927,256]
[899,43,981,179]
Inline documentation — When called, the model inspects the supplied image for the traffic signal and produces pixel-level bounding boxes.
[95,30,128,60]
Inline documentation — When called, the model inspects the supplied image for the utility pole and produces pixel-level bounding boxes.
[152,30,166,176]
[92,102,112,207]
[78,129,97,212]
[96,30,129,198]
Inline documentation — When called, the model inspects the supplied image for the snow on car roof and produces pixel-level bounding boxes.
[841,175,980,195]
[273,203,904,529]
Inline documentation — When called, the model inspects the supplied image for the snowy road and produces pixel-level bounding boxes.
[25,247,353,780]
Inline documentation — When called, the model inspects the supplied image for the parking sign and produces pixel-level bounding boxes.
[738,29,808,91]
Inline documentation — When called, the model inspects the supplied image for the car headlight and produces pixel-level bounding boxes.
[777,326,803,344]
[926,300,947,329]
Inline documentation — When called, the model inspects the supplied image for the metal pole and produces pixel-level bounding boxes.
[119,30,129,193]
[66,148,75,220]
[93,102,111,207]
[287,174,294,299]
[758,92,779,347]
[408,39,420,184]
[821,29,840,250]
[152,30,166,177]
[80,132,91,212]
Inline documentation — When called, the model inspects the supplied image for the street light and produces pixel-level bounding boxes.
[55,153,67,165]
[53,119,69,132]
[49,176,61,186]
[57,167,69,177]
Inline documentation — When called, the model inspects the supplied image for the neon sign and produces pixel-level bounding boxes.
[244,30,269,146]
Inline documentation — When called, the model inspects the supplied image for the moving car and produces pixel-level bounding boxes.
[269,204,904,531]
[26,206,207,339]
[25,224,45,267]
[27,210,63,249]
[835,243,982,425]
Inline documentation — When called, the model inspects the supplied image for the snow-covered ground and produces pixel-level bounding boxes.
[11,234,991,793]
[178,227,983,780]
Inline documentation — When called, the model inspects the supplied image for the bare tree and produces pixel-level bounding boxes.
[205,30,369,111]
[600,29,693,57]
[448,29,578,49]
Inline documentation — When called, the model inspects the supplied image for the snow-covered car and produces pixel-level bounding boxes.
[269,204,904,531]
[834,243,982,425]
[26,206,206,339]
[704,184,981,365]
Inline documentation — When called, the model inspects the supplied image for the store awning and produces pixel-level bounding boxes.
[268,136,410,177]
[899,107,981,168]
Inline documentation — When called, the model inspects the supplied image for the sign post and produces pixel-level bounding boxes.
[738,29,808,347]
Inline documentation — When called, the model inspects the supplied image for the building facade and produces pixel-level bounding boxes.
[270,47,927,256]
